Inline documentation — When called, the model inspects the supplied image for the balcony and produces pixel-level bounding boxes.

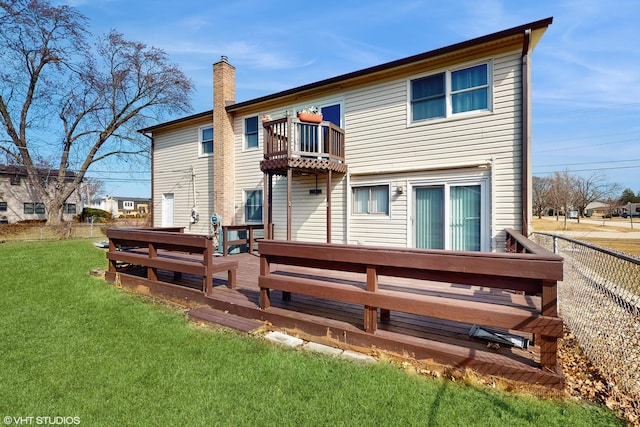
[261,116,347,176]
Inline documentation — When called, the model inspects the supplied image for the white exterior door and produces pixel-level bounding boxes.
[162,193,174,227]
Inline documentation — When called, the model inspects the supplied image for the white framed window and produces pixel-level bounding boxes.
[410,62,491,123]
[244,189,263,223]
[244,116,259,149]
[352,184,390,215]
[123,201,135,210]
[199,126,213,156]
[0,201,7,211]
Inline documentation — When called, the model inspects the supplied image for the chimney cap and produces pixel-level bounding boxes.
[220,55,228,63]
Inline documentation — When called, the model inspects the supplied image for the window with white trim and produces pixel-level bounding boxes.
[411,62,490,122]
[352,185,389,215]
[199,126,213,156]
[0,201,7,211]
[413,180,487,251]
[244,189,262,223]
[244,116,259,149]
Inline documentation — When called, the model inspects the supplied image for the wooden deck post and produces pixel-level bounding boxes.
[259,256,271,309]
[148,242,158,281]
[364,265,378,333]
[326,170,332,244]
[108,239,117,272]
[539,279,559,372]
[287,168,292,240]
[204,238,214,295]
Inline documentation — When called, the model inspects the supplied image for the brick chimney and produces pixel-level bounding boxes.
[212,56,236,226]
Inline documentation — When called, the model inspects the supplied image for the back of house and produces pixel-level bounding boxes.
[141,18,552,253]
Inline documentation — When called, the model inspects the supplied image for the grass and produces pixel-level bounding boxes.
[532,218,640,257]
[0,240,625,426]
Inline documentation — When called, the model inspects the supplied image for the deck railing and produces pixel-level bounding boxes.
[106,228,237,294]
[221,223,264,256]
[262,116,345,163]
[259,230,564,381]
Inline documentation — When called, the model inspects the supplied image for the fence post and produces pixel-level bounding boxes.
[553,235,558,254]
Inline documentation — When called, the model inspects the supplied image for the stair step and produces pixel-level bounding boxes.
[188,307,265,333]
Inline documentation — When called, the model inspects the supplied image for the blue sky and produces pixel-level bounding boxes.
[60,0,640,198]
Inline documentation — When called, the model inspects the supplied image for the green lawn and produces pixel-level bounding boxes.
[0,240,624,426]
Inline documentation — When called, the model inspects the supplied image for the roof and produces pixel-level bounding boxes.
[0,164,77,179]
[139,110,212,134]
[139,17,552,133]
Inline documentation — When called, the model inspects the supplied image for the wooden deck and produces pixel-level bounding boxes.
[105,249,564,388]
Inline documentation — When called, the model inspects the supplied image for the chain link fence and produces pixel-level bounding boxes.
[534,232,639,410]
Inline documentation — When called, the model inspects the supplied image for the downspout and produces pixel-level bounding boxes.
[521,29,532,237]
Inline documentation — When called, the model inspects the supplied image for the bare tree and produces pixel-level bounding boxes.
[532,176,552,219]
[572,172,620,223]
[549,171,576,230]
[80,177,105,207]
[0,0,193,224]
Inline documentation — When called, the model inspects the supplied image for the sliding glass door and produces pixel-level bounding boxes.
[414,183,484,251]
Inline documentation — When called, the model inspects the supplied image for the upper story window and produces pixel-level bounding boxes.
[199,126,213,156]
[0,201,7,211]
[244,116,259,149]
[411,62,490,123]
[353,185,389,215]
[24,202,45,215]
[10,175,20,185]
[123,201,135,210]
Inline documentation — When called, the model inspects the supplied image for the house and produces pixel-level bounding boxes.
[89,196,151,218]
[0,165,81,224]
[89,196,119,218]
[140,18,552,252]
[115,197,150,218]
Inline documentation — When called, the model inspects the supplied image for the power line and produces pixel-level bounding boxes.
[533,164,640,175]
[535,158,640,169]
[533,137,640,154]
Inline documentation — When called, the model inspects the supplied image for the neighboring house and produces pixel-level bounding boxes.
[0,165,81,223]
[116,197,151,218]
[584,201,611,217]
[89,196,150,218]
[90,196,119,217]
[140,18,552,251]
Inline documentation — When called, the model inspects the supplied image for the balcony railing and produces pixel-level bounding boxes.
[261,116,346,174]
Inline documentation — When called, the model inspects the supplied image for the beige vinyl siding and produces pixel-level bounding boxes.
[342,50,523,248]
[349,168,491,248]
[349,175,408,247]
[153,123,214,234]
[0,175,80,223]
[232,49,522,249]
[233,114,266,225]
[270,174,346,243]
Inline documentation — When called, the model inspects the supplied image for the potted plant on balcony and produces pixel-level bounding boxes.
[297,106,323,123]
